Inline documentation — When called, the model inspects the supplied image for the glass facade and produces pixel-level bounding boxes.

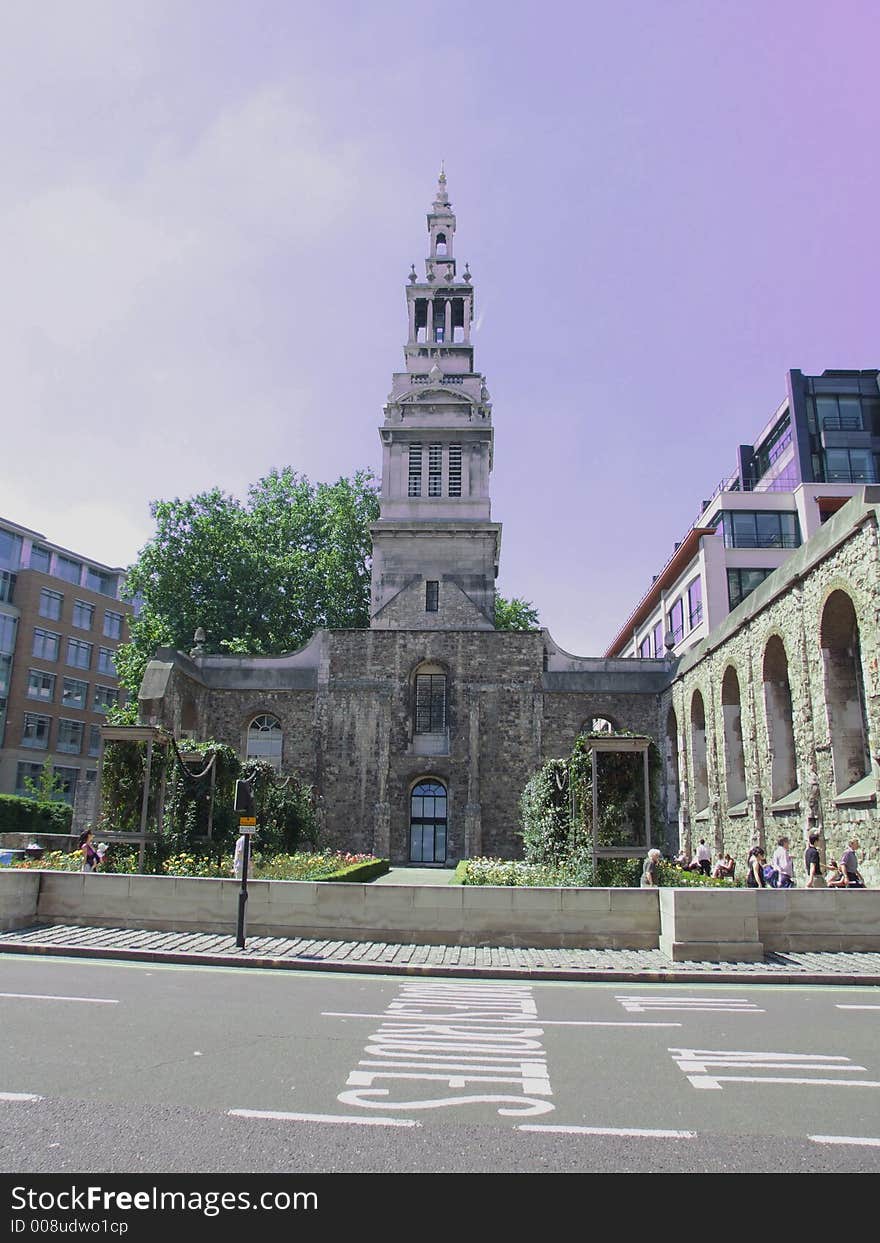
[57,719,84,755]
[66,638,92,669]
[728,567,773,610]
[0,530,22,570]
[27,669,56,702]
[719,510,800,549]
[56,555,82,585]
[32,628,59,661]
[103,611,123,639]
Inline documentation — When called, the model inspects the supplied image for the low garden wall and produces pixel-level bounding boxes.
[2,871,878,956]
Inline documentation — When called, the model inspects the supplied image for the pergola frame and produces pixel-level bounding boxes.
[585,734,653,872]
[95,725,170,871]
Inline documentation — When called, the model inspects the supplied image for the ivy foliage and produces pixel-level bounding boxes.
[518,730,663,885]
[116,467,380,698]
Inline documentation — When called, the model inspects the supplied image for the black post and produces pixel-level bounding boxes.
[236,828,250,949]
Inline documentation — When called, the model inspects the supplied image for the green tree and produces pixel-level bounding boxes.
[23,757,67,802]
[117,468,379,697]
[494,594,540,631]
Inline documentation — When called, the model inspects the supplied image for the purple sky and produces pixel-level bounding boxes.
[2,1,877,655]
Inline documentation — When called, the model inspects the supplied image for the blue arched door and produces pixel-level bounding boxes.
[409,781,447,863]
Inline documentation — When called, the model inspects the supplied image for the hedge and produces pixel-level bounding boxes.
[0,794,73,836]
[318,858,390,883]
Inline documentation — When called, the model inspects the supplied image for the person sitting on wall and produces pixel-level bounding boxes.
[826,858,846,887]
[674,848,689,868]
[712,853,735,879]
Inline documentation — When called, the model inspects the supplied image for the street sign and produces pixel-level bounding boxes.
[239,817,256,826]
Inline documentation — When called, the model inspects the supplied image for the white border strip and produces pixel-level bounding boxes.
[835,1005,880,1011]
[228,1109,420,1128]
[0,1092,43,1102]
[810,1134,880,1148]
[0,993,119,1004]
[519,1124,697,1139]
[321,1012,681,1027]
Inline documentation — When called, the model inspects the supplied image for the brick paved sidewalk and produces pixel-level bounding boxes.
[2,922,880,985]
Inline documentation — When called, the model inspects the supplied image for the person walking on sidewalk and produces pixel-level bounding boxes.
[696,839,712,876]
[78,829,100,873]
[772,836,795,888]
[640,848,662,887]
[839,838,866,887]
[804,830,825,888]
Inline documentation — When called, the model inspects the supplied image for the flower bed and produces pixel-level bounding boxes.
[5,849,388,882]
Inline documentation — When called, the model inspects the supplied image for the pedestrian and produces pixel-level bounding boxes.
[826,858,846,888]
[78,829,100,873]
[804,830,825,888]
[771,836,795,888]
[839,838,865,888]
[746,846,767,888]
[696,838,712,876]
[640,848,662,887]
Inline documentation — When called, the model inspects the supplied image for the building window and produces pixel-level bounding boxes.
[93,685,119,715]
[52,767,79,805]
[0,654,12,696]
[718,511,800,550]
[823,448,875,484]
[15,761,44,797]
[98,647,116,676]
[62,678,89,710]
[812,394,866,431]
[88,725,102,757]
[687,578,703,629]
[22,713,51,749]
[638,636,651,659]
[26,669,56,702]
[86,567,117,597]
[652,620,664,657]
[246,714,283,770]
[73,601,95,630]
[32,628,59,661]
[425,580,439,612]
[1,612,18,655]
[56,555,82,586]
[0,529,23,570]
[66,638,92,670]
[669,598,684,646]
[39,589,63,621]
[727,568,772,611]
[103,610,123,639]
[408,443,423,497]
[29,545,51,573]
[448,444,462,496]
[57,719,84,755]
[409,780,447,863]
[415,670,446,734]
[0,569,15,604]
[428,444,442,496]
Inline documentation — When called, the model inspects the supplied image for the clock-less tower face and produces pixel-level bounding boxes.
[369,171,501,631]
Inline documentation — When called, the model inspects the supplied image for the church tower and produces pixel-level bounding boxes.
[370,169,501,629]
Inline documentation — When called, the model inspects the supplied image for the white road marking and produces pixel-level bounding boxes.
[670,1047,877,1091]
[0,1092,43,1102]
[690,1077,880,1090]
[836,1005,880,1011]
[520,1124,697,1139]
[229,1109,420,1128]
[0,993,119,1004]
[322,1011,681,1027]
[618,996,763,1014]
[810,1135,880,1148]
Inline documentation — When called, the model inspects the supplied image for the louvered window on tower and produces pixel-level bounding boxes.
[408,443,422,496]
[415,673,446,734]
[448,444,462,496]
[428,444,442,496]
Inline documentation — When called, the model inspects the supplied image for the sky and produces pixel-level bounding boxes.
[1,1,877,656]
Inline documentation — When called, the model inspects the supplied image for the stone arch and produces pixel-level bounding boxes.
[721,665,747,808]
[762,635,797,801]
[665,704,680,820]
[820,589,871,793]
[690,689,709,812]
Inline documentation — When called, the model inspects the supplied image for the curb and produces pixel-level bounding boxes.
[3,936,880,987]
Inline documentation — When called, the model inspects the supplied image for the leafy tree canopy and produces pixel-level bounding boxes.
[117,467,379,697]
[494,594,541,631]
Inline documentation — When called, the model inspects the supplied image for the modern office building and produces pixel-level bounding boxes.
[605,369,880,660]
[0,516,134,810]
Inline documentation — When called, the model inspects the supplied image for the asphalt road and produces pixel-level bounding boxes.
[2,954,879,1175]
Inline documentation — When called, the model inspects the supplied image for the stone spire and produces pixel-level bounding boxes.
[368,172,501,631]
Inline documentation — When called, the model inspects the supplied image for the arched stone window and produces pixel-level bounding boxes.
[246,714,283,771]
[690,690,709,812]
[435,232,447,255]
[763,636,797,801]
[665,706,680,820]
[820,590,871,794]
[410,780,447,863]
[721,666,747,808]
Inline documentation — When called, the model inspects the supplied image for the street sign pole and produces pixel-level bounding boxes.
[235,819,256,949]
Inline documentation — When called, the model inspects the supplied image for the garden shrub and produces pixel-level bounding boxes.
[0,793,73,836]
